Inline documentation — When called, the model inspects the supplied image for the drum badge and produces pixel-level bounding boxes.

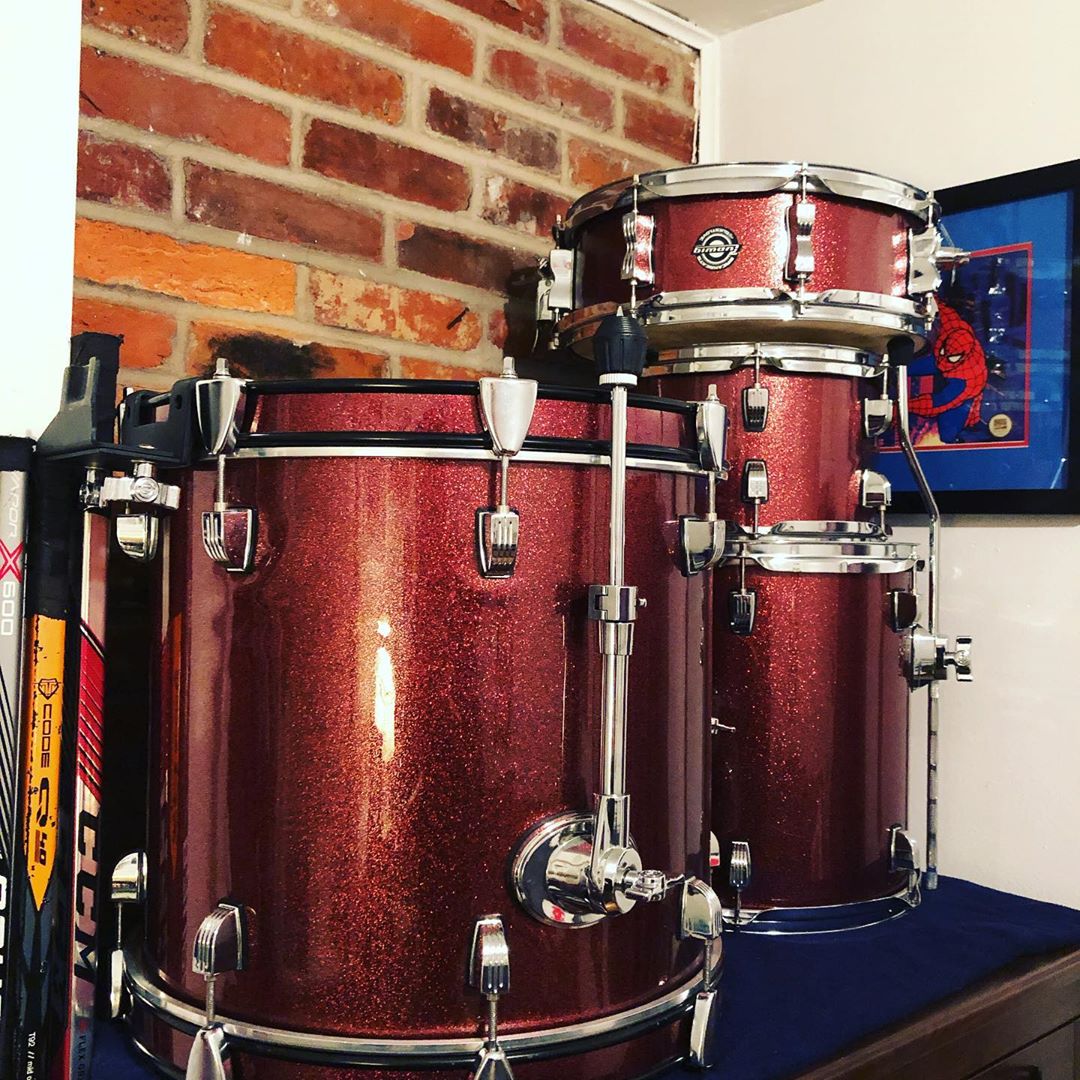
[693,226,741,271]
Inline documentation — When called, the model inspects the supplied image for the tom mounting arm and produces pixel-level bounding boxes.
[512,310,704,927]
[889,335,974,891]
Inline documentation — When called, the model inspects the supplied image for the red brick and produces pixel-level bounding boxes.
[623,93,697,160]
[443,0,548,41]
[187,319,387,377]
[567,138,655,190]
[185,163,383,261]
[72,296,177,369]
[83,0,189,52]
[426,88,558,173]
[560,3,691,93]
[303,0,474,77]
[682,66,697,109]
[482,175,565,237]
[309,270,484,351]
[77,131,171,214]
[397,222,521,292]
[74,218,296,315]
[488,310,508,350]
[304,120,471,212]
[204,7,404,122]
[80,47,290,166]
[400,357,487,380]
[487,49,614,129]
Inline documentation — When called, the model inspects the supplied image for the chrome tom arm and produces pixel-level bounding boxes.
[512,310,684,924]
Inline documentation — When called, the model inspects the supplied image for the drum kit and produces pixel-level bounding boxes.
[22,163,973,1080]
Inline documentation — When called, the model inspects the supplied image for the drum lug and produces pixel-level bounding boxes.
[859,468,892,530]
[727,585,757,636]
[199,361,258,575]
[185,902,248,1080]
[742,460,769,508]
[709,831,721,869]
[907,628,974,687]
[680,878,723,1069]
[537,247,574,322]
[469,915,516,1080]
[109,851,147,1019]
[679,515,725,577]
[476,358,538,580]
[742,385,769,432]
[889,589,919,632]
[728,841,752,927]
[863,396,895,439]
[694,385,729,474]
[620,209,656,287]
[889,826,920,874]
[785,175,816,285]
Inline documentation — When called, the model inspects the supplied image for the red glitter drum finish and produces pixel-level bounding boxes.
[711,567,911,911]
[650,370,876,530]
[136,383,711,1077]
[576,193,911,307]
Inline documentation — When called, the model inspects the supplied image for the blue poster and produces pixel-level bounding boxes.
[876,190,1073,493]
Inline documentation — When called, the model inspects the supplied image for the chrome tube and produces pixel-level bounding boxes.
[894,367,941,890]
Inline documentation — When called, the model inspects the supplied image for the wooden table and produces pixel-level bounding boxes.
[800,948,1080,1079]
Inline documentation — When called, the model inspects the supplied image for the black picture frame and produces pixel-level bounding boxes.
[888,159,1080,515]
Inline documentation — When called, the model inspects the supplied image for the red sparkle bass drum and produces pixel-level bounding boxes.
[549,163,944,356]
[118,376,726,1079]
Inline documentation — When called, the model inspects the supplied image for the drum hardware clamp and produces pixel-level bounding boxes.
[109,851,148,1019]
[680,876,724,1069]
[83,461,181,563]
[469,915,515,1080]
[198,359,258,574]
[890,335,974,891]
[185,901,249,1080]
[680,384,728,577]
[476,357,538,579]
[512,312,684,925]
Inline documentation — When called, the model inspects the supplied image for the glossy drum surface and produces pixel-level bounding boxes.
[136,382,711,1074]
[648,365,878,530]
[711,564,911,913]
[558,163,935,354]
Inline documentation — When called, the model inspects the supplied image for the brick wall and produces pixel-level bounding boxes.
[74,0,699,387]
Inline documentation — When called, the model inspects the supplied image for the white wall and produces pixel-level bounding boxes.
[1,6,82,437]
[716,0,1080,907]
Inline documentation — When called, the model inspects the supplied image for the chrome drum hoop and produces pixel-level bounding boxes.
[723,882,920,935]
[558,291,933,351]
[725,524,919,575]
[562,162,936,232]
[645,342,884,380]
[123,948,702,1068]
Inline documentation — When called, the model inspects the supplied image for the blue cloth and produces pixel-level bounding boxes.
[92,878,1080,1079]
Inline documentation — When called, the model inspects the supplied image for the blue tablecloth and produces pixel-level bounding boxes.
[92,877,1080,1079]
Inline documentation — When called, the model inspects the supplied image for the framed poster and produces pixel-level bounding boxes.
[875,159,1079,513]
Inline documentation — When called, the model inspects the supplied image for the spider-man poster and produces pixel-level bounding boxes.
[875,180,1075,507]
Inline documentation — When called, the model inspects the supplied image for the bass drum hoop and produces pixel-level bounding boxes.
[645,342,884,380]
[122,947,702,1068]
[562,161,935,232]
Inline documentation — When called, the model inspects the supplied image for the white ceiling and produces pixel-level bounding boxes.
[660,0,823,34]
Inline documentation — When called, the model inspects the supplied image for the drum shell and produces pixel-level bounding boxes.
[711,565,911,910]
[561,191,926,353]
[647,370,876,529]
[575,193,913,308]
[140,389,710,1044]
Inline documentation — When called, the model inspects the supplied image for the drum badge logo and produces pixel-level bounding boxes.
[692,226,741,271]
